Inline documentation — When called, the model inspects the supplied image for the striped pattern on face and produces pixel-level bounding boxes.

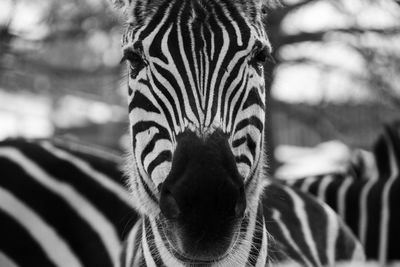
[121,0,269,214]
[283,122,400,265]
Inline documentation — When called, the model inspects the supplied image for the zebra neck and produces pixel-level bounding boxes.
[126,204,268,266]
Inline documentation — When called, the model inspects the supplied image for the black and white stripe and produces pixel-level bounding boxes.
[0,139,137,267]
[284,122,400,265]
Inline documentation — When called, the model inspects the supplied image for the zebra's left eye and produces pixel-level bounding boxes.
[121,50,144,66]
[252,46,271,66]
[121,49,146,78]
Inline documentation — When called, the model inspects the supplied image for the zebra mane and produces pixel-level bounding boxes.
[110,0,282,26]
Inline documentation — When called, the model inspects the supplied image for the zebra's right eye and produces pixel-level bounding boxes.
[121,50,144,66]
[121,49,146,78]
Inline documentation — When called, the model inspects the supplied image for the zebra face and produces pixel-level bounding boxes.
[117,0,270,260]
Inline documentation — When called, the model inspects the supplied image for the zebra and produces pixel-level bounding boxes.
[0,0,365,266]
[282,122,400,265]
[0,138,137,267]
[111,0,365,265]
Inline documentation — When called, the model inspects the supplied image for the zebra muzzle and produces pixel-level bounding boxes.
[159,131,246,258]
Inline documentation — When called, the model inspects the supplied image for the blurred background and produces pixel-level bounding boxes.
[0,0,399,174]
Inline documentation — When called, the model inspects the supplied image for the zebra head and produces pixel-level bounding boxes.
[114,0,271,261]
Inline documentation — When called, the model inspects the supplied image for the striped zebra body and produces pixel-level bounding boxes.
[0,139,137,267]
[283,122,400,265]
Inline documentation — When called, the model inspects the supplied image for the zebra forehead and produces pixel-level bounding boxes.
[121,0,268,27]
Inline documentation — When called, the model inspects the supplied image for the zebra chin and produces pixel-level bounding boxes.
[159,216,242,261]
[158,130,246,261]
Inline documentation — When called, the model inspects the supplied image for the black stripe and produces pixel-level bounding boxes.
[138,0,172,40]
[129,90,160,114]
[232,137,246,148]
[0,210,56,267]
[243,86,265,110]
[140,135,168,165]
[234,116,263,134]
[132,151,159,205]
[51,142,124,186]
[335,223,357,261]
[220,57,246,122]
[300,188,329,265]
[143,218,165,266]
[147,150,172,177]
[325,174,343,211]
[235,155,252,167]
[307,176,320,196]
[230,74,250,130]
[359,181,379,259]
[0,156,113,266]
[388,178,399,260]
[263,183,319,266]
[12,141,137,241]
[152,68,185,125]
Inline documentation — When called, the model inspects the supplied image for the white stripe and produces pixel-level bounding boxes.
[177,8,203,127]
[207,11,230,127]
[40,142,133,209]
[188,17,201,96]
[379,134,398,265]
[0,251,19,267]
[0,148,121,266]
[143,139,171,170]
[125,222,141,267]
[142,223,157,267]
[0,188,82,267]
[358,170,378,247]
[285,186,322,267]
[317,175,333,203]
[271,209,313,267]
[255,218,268,267]
[300,176,317,192]
[337,176,353,221]
[151,161,172,188]
[323,202,339,266]
[284,179,297,187]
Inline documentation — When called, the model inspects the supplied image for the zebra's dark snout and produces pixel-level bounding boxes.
[159,131,246,257]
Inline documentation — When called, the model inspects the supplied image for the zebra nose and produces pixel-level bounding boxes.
[159,187,181,219]
[159,131,246,221]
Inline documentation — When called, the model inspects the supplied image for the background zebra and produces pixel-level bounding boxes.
[0,139,137,267]
[283,121,400,265]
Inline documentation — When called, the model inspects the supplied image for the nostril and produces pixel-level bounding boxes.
[160,189,181,219]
